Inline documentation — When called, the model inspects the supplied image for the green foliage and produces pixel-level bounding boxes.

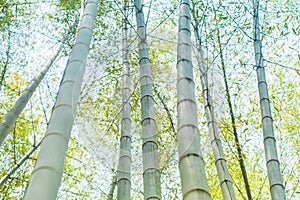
[58,0,81,11]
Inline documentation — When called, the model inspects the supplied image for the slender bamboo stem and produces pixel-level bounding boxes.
[107,174,117,200]
[191,4,236,199]
[217,27,253,200]
[117,0,132,199]
[253,1,286,199]
[0,140,42,187]
[0,22,77,148]
[134,0,161,199]
[0,22,11,89]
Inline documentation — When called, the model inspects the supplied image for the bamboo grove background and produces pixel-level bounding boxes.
[0,0,299,199]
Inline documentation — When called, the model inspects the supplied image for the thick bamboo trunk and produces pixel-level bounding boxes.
[0,22,77,148]
[117,0,132,199]
[176,1,211,199]
[24,1,98,199]
[191,8,236,199]
[134,0,161,199]
[253,1,286,199]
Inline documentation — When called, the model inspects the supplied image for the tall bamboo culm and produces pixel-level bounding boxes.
[253,1,286,199]
[107,174,117,200]
[217,27,252,200]
[176,0,211,199]
[0,22,77,148]
[117,0,132,199]
[24,1,98,199]
[191,6,236,199]
[134,0,161,199]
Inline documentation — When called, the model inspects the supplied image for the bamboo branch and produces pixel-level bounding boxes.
[192,2,236,199]
[0,140,42,187]
[217,27,253,200]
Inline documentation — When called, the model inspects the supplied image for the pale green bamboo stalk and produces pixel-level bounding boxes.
[191,5,236,200]
[117,0,132,199]
[134,0,161,199]
[176,1,211,199]
[24,1,98,199]
[0,22,77,148]
[217,28,252,200]
[107,174,117,200]
[253,1,286,199]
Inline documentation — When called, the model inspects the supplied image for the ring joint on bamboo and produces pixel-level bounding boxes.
[266,158,280,165]
[181,1,190,6]
[119,154,132,161]
[143,167,160,175]
[53,104,74,113]
[19,98,28,105]
[261,115,273,121]
[43,132,69,143]
[61,80,81,89]
[78,26,93,33]
[219,178,233,185]
[141,116,156,125]
[259,97,270,103]
[176,58,192,65]
[11,109,19,117]
[179,15,190,20]
[207,120,217,127]
[177,73,194,83]
[81,13,96,19]
[139,57,150,64]
[122,87,130,92]
[179,153,202,163]
[31,165,62,176]
[140,75,152,81]
[136,10,143,14]
[2,123,10,129]
[141,94,154,102]
[120,135,132,141]
[73,42,90,49]
[182,187,210,199]
[137,25,145,29]
[178,41,191,47]
[145,196,160,200]
[258,80,268,85]
[121,117,131,122]
[178,28,191,33]
[255,65,264,70]
[215,157,227,164]
[117,177,131,184]
[270,182,285,190]
[142,140,158,149]
[177,123,198,133]
[121,73,130,78]
[68,59,83,65]
[177,98,196,107]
